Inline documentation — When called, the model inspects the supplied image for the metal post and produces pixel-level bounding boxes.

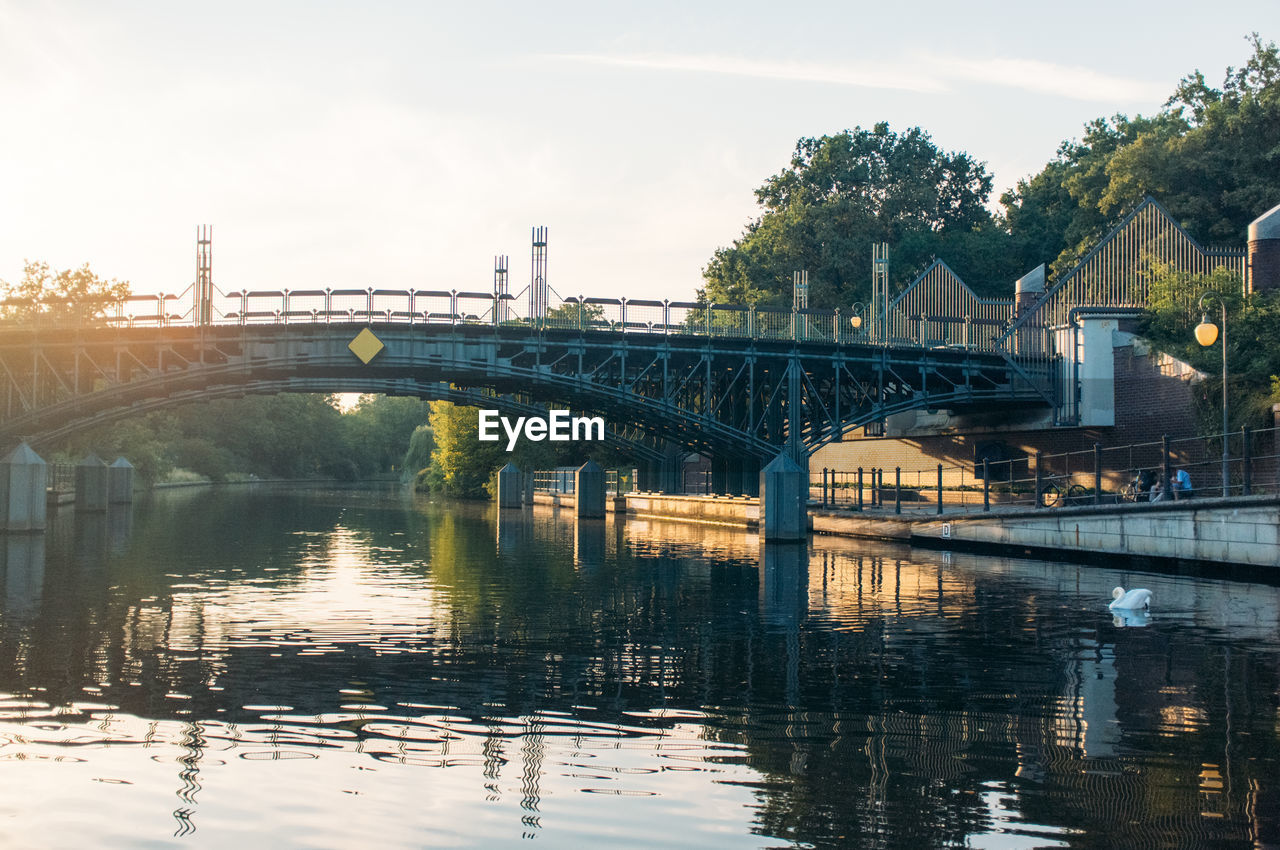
[822,467,829,506]
[856,467,863,512]
[1162,435,1172,499]
[1221,305,1229,495]
[869,468,876,507]
[1242,426,1252,496]
[1034,452,1043,509]
[894,467,901,515]
[936,464,943,515]
[982,459,990,512]
[1093,443,1102,506]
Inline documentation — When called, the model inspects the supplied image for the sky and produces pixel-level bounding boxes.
[1,1,1275,305]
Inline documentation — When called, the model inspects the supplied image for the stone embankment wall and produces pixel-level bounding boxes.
[812,497,1280,569]
[908,498,1280,567]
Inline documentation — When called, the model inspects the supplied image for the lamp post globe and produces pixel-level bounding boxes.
[1193,318,1218,347]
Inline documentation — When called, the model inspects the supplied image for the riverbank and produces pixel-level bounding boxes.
[48,474,404,506]
[530,490,1280,574]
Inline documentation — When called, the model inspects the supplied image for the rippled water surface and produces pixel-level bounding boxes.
[1,486,1279,848]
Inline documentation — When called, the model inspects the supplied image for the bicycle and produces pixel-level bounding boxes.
[1038,475,1090,508]
[1118,469,1157,503]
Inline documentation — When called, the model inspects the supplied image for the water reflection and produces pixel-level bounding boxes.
[0,486,1276,847]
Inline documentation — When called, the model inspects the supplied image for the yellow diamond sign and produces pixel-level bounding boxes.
[348,328,385,364]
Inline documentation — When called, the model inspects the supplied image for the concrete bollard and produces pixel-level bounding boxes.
[574,460,606,519]
[1,443,48,532]
[75,453,109,513]
[760,452,806,542]
[496,462,523,509]
[108,457,135,504]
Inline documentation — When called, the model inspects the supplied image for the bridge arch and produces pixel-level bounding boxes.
[0,322,1049,463]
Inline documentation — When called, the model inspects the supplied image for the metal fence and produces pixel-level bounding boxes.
[532,467,636,496]
[48,462,75,493]
[813,425,1280,514]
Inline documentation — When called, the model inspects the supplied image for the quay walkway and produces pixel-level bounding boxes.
[531,490,1280,574]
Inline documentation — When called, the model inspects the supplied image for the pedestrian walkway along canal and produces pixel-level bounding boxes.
[1,485,1277,847]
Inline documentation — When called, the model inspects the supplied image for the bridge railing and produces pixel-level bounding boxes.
[812,425,1280,512]
[6,289,1052,359]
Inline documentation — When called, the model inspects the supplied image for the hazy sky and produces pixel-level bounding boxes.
[1,2,1273,304]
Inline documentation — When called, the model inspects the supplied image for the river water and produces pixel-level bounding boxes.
[1,486,1278,848]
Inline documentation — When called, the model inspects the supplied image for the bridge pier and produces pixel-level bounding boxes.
[1,443,47,533]
[574,460,606,519]
[108,457,135,504]
[75,454,109,513]
[760,452,807,542]
[497,462,523,509]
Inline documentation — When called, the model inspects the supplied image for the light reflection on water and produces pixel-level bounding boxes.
[0,485,1278,848]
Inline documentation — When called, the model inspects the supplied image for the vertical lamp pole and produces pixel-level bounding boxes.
[1195,292,1229,495]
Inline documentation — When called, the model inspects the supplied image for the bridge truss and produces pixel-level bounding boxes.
[0,313,1054,466]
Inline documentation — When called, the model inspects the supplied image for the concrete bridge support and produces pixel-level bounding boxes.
[75,454,109,513]
[760,452,807,542]
[575,460,606,519]
[108,457,135,504]
[496,462,523,509]
[1,443,47,532]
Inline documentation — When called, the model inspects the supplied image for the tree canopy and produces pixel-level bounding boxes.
[707,35,1279,307]
[701,122,1023,308]
[1,260,130,323]
[1002,33,1280,277]
[64,393,429,485]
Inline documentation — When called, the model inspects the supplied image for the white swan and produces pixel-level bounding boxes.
[1109,586,1152,610]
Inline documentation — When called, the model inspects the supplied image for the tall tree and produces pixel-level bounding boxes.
[0,261,130,323]
[1003,34,1280,277]
[701,123,1019,308]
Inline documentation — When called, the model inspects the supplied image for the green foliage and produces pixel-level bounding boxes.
[1003,34,1280,277]
[341,395,431,474]
[0,260,131,323]
[419,401,503,498]
[702,122,1023,308]
[1142,262,1241,339]
[544,300,606,328]
[63,393,427,485]
[1141,264,1280,433]
[401,424,436,483]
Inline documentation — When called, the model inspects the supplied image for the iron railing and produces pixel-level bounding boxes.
[48,462,75,493]
[532,467,636,496]
[812,425,1280,513]
[0,286,1040,353]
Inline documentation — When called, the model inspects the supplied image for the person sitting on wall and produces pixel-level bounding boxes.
[1136,469,1156,502]
[1171,466,1194,499]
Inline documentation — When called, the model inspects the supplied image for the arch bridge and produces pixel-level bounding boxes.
[0,289,1057,490]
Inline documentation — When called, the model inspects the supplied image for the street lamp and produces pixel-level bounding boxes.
[1195,292,1229,495]
[850,301,866,332]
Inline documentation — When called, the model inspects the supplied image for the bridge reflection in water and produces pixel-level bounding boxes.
[1,486,1276,846]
